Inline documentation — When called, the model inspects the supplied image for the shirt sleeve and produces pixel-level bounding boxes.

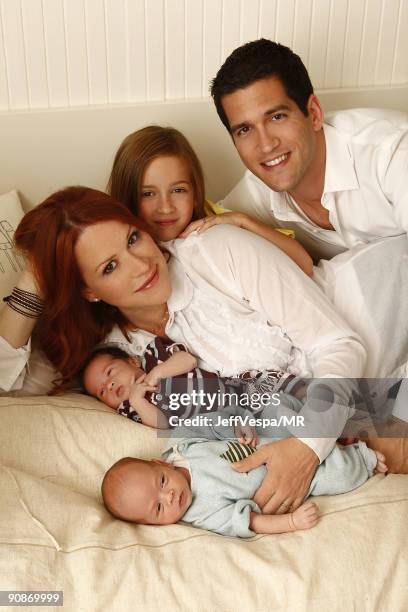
[218,173,277,226]
[195,499,259,538]
[0,336,31,392]
[382,131,408,232]
[204,199,230,215]
[0,337,59,395]
[191,226,367,461]
[217,183,295,237]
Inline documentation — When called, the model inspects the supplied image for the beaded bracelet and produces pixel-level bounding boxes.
[3,286,44,318]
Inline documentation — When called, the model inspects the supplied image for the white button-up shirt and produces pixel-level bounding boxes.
[106,226,366,461]
[221,108,408,260]
[0,226,366,461]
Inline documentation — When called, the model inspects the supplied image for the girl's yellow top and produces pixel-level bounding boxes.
[204,199,295,239]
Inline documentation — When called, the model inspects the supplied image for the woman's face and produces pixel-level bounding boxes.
[75,220,172,312]
[137,155,195,241]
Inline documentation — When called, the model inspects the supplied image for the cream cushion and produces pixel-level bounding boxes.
[0,190,25,299]
[1,393,408,610]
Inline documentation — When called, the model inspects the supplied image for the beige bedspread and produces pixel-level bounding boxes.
[1,394,407,611]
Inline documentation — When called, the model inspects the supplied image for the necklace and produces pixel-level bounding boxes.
[139,305,169,337]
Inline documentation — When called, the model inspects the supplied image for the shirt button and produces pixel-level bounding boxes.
[136,345,142,351]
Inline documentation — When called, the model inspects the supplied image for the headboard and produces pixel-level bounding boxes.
[1,85,407,211]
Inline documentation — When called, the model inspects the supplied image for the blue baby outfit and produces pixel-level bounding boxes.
[162,401,377,538]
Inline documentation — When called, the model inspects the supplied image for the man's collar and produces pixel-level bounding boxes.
[322,123,359,193]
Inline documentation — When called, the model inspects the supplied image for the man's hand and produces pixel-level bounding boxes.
[232,438,319,514]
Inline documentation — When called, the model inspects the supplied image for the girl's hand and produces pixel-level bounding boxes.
[179,212,249,238]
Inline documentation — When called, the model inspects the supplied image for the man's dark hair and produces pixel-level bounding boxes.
[79,345,133,393]
[210,38,314,131]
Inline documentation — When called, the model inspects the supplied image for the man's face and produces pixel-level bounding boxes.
[221,76,323,194]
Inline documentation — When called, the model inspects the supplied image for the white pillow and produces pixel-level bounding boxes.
[0,190,25,299]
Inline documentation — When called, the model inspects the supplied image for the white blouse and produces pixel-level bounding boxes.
[0,226,366,460]
[105,226,366,461]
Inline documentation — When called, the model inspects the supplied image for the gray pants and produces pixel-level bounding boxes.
[308,441,377,497]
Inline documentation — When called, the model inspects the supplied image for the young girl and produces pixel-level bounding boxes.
[107,126,313,275]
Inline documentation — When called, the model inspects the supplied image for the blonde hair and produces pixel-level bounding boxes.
[107,125,206,220]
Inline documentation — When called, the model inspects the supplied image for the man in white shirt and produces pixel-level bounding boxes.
[210,39,408,261]
[209,39,408,511]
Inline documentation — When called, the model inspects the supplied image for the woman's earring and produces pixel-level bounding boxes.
[92,298,100,303]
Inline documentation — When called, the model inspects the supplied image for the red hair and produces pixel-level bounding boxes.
[14,186,145,391]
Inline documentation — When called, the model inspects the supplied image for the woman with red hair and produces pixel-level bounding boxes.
[0,185,364,390]
[3,186,171,390]
[3,184,400,509]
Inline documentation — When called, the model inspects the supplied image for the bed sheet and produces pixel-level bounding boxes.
[1,393,407,611]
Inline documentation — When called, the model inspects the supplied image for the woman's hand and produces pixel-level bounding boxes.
[179,212,248,238]
[17,259,43,296]
[0,260,44,349]
[232,438,319,514]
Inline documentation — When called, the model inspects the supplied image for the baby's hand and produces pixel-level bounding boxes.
[129,374,158,402]
[234,423,258,448]
[144,366,164,387]
[293,382,308,400]
[290,500,319,531]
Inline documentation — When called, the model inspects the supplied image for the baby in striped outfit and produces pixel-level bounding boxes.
[82,336,305,441]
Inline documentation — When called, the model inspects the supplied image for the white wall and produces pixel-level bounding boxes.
[1,0,407,111]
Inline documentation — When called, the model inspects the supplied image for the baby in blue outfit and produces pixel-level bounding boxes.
[101,403,387,537]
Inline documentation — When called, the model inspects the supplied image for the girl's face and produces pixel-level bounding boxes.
[138,155,195,241]
[75,220,172,314]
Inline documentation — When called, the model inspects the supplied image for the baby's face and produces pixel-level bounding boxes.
[116,460,192,525]
[84,353,144,409]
